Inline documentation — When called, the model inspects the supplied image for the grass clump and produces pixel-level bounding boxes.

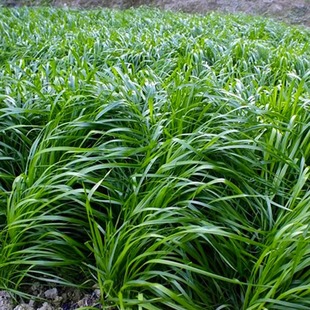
[0,7,310,309]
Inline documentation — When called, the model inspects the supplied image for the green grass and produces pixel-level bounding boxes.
[0,6,310,309]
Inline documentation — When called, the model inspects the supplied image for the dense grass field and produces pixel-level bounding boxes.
[0,7,310,309]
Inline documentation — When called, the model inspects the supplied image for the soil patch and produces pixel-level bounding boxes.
[2,0,310,27]
[1,286,102,310]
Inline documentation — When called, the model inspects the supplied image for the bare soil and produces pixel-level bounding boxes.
[1,286,102,310]
[3,0,309,27]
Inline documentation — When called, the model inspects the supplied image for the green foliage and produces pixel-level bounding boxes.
[0,7,310,309]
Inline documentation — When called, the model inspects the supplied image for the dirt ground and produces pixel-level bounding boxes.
[3,0,309,27]
[150,0,310,27]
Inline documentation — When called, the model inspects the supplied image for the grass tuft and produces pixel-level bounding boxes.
[0,6,309,309]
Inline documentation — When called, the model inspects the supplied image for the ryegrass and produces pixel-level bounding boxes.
[0,6,310,309]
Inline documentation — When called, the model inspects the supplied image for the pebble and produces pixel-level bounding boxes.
[37,302,54,310]
[44,289,58,300]
[13,305,34,310]
[0,286,102,310]
[0,291,13,310]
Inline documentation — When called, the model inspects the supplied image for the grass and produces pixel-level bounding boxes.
[0,6,310,309]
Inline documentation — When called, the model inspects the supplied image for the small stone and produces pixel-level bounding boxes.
[37,302,53,310]
[44,288,58,299]
[28,300,35,307]
[52,295,63,307]
[77,295,93,307]
[0,291,13,310]
[13,304,34,310]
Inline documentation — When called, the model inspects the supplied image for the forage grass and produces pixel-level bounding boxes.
[0,6,310,309]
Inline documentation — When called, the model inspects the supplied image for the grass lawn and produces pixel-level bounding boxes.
[0,7,310,309]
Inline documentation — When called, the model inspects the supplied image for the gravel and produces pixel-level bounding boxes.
[0,285,102,310]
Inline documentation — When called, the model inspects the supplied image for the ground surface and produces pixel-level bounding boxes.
[1,286,101,310]
[3,0,310,26]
